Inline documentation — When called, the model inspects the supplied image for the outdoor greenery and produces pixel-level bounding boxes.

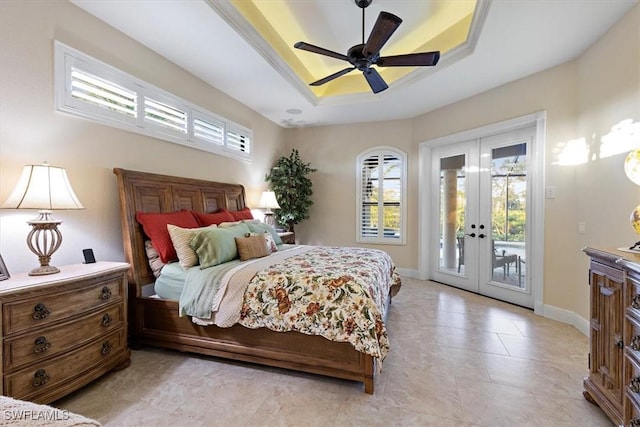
[453,156,527,242]
[265,149,317,232]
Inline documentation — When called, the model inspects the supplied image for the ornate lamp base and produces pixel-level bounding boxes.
[263,212,276,227]
[26,211,63,276]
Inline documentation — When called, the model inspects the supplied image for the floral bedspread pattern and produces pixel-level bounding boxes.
[238,246,401,361]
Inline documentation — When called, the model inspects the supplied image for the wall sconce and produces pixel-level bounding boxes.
[2,163,84,275]
[259,191,280,227]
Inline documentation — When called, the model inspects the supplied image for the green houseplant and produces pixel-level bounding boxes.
[265,149,317,233]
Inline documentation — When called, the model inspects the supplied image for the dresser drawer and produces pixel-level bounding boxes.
[2,274,124,336]
[3,304,124,372]
[4,328,126,401]
[625,400,640,427]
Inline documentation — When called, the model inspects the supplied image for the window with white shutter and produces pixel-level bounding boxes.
[70,69,137,119]
[356,147,407,244]
[143,96,187,137]
[54,41,252,161]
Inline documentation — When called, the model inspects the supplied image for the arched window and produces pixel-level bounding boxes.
[356,147,407,244]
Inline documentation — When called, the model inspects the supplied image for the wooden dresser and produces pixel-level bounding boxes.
[583,247,640,426]
[0,261,130,404]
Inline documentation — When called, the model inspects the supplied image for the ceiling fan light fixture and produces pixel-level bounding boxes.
[294,0,441,94]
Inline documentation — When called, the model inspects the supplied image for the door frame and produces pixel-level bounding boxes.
[418,111,546,315]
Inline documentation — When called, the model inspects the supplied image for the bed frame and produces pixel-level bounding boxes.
[113,168,382,393]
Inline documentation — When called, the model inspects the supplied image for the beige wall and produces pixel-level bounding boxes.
[286,4,639,321]
[0,0,285,273]
[285,120,418,267]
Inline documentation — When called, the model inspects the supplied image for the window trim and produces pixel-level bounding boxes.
[356,146,407,245]
[54,41,252,161]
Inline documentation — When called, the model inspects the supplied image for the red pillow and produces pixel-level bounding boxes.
[193,210,235,227]
[136,210,199,263]
[229,208,253,221]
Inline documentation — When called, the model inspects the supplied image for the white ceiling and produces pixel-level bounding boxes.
[70,0,637,128]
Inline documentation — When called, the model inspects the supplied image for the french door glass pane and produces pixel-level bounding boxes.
[439,154,466,274]
[490,143,527,288]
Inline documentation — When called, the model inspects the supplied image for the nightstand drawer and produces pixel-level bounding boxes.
[3,304,124,372]
[2,274,124,336]
[4,328,126,401]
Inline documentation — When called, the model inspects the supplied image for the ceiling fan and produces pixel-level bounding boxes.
[294,0,441,94]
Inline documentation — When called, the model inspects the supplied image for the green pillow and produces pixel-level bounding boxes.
[190,227,239,269]
[220,222,251,238]
[245,221,282,245]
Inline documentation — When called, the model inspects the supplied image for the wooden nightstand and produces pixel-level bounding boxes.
[0,261,130,404]
[278,231,295,244]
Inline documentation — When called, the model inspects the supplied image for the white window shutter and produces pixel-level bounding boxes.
[357,147,407,245]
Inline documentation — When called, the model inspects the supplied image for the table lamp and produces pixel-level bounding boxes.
[259,191,280,227]
[2,163,84,275]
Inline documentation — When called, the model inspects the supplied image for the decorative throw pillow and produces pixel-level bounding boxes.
[229,207,253,221]
[245,221,283,245]
[219,222,251,237]
[192,210,235,227]
[144,240,166,278]
[263,232,278,253]
[167,224,217,269]
[235,234,270,261]
[246,231,278,253]
[190,226,246,269]
[218,221,243,228]
[136,210,199,263]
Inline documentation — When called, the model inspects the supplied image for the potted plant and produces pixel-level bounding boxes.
[265,149,317,233]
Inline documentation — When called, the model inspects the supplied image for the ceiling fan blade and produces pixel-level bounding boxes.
[376,51,441,67]
[362,68,388,94]
[294,41,350,62]
[363,11,403,56]
[309,67,356,86]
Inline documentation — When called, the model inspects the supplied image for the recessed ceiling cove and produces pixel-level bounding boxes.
[210,0,479,100]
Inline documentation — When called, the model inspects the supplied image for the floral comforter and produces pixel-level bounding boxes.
[179,245,401,362]
[237,246,401,361]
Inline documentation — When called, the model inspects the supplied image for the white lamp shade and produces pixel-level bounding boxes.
[259,191,280,210]
[2,164,84,210]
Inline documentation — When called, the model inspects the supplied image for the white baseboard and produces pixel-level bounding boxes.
[542,304,590,337]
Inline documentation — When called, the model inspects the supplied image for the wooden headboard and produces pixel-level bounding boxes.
[113,168,246,291]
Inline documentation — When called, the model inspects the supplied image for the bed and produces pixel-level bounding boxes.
[113,168,400,393]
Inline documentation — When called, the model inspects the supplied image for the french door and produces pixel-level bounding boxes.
[430,125,534,308]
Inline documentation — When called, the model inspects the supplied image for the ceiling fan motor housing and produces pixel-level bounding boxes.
[348,44,378,70]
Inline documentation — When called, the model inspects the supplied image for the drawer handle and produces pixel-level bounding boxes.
[100,286,112,300]
[633,294,640,309]
[33,336,51,353]
[599,286,613,296]
[101,341,112,356]
[32,369,49,388]
[630,376,640,393]
[102,313,113,327]
[32,303,50,320]
[615,338,624,349]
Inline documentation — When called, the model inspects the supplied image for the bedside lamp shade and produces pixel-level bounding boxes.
[259,191,280,227]
[259,191,280,213]
[2,163,84,276]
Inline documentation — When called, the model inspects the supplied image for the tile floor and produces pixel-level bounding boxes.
[55,278,613,426]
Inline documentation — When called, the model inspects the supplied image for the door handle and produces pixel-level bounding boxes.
[478,233,486,239]
[465,233,476,238]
